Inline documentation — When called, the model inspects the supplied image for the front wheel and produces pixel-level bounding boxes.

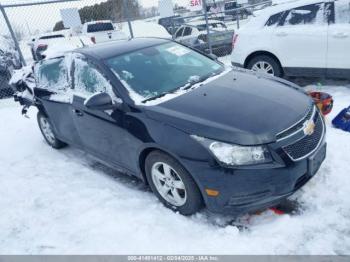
[247,55,283,77]
[37,111,67,149]
[145,151,203,215]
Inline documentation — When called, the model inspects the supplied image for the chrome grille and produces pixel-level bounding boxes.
[277,104,314,140]
[283,111,324,161]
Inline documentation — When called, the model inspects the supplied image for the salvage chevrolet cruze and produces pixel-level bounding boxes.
[17,38,326,216]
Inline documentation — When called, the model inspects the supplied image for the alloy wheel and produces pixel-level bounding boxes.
[251,61,275,76]
[151,162,187,207]
[40,117,55,144]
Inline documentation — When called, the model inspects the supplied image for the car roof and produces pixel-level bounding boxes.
[84,20,113,25]
[39,29,70,38]
[186,19,224,26]
[76,37,171,60]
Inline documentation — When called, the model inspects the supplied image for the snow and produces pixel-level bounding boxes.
[42,36,92,60]
[9,65,33,86]
[0,82,350,254]
[0,36,15,53]
[120,20,171,39]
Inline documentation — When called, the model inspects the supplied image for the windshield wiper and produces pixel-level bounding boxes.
[142,91,175,103]
[181,71,220,91]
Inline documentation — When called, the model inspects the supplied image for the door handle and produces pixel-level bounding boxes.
[72,109,84,117]
[333,32,348,38]
[276,32,288,37]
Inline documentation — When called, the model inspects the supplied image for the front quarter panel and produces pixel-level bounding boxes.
[125,108,211,173]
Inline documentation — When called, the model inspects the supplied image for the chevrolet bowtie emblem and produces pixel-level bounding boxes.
[303,120,316,136]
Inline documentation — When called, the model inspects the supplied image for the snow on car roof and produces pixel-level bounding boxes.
[84,20,113,25]
[186,19,225,26]
[38,29,71,39]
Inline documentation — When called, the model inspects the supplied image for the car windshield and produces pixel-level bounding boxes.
[87,23,114,32]
[106,42,224,102]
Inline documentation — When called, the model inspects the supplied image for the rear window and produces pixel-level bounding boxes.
[87,23,114,33]
[39,35,65,40]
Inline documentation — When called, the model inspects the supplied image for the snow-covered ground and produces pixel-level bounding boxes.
[0,80,350,254]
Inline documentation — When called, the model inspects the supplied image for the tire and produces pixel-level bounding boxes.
[37,111,67,149]
[145,151,203,215]
[247,55,283,77]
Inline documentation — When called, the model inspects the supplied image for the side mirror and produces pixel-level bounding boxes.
[84,92,119,110]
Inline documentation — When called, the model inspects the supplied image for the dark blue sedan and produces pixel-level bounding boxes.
[20,38,326,216]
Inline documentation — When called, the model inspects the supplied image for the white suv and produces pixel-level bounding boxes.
[231,0,350,79]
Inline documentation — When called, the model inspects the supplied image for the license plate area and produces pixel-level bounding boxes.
[308,143,327,176]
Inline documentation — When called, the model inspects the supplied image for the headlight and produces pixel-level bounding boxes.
[191,135,272,166]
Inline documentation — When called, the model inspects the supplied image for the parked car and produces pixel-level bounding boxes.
[29,30,93,61]
[174,20,235,56]
[17,38,326,216]
[158,15,185,35]
[0,36,21,98]
[82,20,128,44]
[224,1,252,20]
[231,0,350,79]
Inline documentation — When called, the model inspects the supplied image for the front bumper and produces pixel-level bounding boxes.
[181,141,326,216]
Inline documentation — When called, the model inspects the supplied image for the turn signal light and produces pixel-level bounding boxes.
[205,189,219,197]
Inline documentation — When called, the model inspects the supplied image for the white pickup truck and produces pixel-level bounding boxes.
[82,20,128,44]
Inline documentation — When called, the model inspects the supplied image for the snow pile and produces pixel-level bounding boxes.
[9,65,33,86]
[120,20,171,39]
[0,83,349,254]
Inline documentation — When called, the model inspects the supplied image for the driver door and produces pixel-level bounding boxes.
[70,56,138,172]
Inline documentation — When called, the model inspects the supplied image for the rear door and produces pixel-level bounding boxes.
[271,2,328,76]
[326,0,350,78]
[35,57,81,145]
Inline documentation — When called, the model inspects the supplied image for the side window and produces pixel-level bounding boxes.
[265,12,286,26]
[175,27,184,38]
[183,27,192,36]
[282,3,325,26]
[335,0,350,23]
[37,58,68,91]
[74,58,115,98]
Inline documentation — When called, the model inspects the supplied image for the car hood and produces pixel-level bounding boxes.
[144,70,312,145]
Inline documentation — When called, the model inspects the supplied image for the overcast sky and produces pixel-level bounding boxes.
[0,0,193,35]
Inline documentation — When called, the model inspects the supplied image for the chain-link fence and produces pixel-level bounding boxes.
[0,0,272,99]
[0,9,17,99]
